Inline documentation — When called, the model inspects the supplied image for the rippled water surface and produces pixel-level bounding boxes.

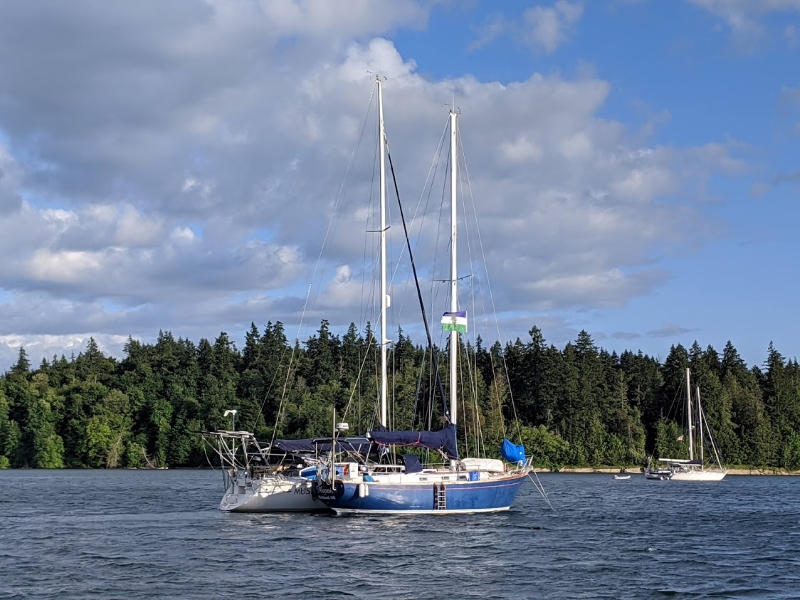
[2,470,800,599]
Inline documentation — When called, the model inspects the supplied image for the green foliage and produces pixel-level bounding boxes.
[11,347,30,376]
[2,420,21,466]
[783,432,800,471]
[0,389,13,458]
[519,424,571,469]
[124,434,148,468]
[2,330,800,471]
[654,418,685,460]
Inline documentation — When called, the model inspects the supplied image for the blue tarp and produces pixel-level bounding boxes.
[368,424,458,459]
[501,439,526,464]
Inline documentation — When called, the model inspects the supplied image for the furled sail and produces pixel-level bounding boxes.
[368,424,458,459]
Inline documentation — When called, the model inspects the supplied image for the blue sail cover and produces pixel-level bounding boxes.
[501,439,526,464]
[368,424,458,459]
[274,437,372,454]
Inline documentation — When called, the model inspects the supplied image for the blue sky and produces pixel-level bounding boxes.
[0,0,798,370]
[419,0,800,364]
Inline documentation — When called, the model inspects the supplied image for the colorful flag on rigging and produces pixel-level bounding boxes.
[441,311,467,334]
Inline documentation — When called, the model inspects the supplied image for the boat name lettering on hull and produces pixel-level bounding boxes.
[314,481,345,503]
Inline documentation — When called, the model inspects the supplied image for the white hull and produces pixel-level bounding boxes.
[669,469,726,481]
[220,477,328,512]
[653,369,727,483]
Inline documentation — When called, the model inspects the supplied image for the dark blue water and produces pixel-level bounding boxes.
[1,471,799,599]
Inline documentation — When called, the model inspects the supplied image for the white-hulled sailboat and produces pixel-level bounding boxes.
[645,368,727,482]
[201,411,372,512]
[202,427,323,512]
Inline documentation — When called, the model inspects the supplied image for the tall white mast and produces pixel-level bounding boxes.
[378,77,388,428]
[686,367,693,461]
[696,384,704,464]
[449,108,458,427]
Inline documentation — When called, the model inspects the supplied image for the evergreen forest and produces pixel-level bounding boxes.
[1,321,799,471]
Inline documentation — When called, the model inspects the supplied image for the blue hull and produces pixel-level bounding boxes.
[314,473,527,514]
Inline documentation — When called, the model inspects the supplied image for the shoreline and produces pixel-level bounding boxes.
[2,466,798,475]
[535,467,800,476]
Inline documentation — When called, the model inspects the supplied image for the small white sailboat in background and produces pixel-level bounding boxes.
[645,368,727,482]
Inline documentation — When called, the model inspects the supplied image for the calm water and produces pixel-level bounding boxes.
[1,470,799,599]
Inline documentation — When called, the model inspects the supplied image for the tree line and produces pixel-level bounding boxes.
[1,321,799,470]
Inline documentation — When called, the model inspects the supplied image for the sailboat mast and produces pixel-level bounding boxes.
[449,109,458,428]
[686,367,693,461]
[696,384,704,463]
[378,77,388,428]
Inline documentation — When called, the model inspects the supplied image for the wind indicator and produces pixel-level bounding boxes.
[223,409,237,431]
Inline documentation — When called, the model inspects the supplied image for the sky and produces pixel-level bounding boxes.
[0,0,798,372]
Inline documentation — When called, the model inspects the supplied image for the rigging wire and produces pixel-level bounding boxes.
[458,130,524,445]
[341,336,377,423]
[385,119,449,435]
[386,147,449,424]
[528,471,556,512]
[249,328,291,434]
[455,132,495,450]
[269,86,377,449]
[307,86,376,318]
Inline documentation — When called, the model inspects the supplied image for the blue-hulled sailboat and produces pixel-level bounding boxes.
[313,78,531,514]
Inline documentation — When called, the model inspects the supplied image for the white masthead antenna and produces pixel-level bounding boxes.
[223,409,238,431]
